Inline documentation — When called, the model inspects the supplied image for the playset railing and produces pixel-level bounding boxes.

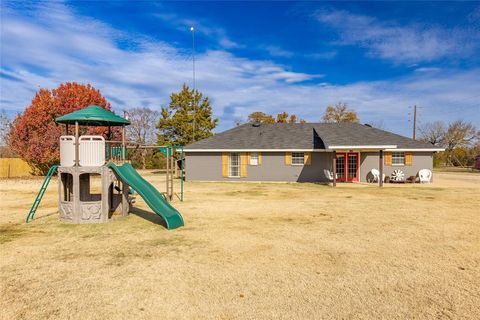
[60,136,75,166]
[79,136,105,166]
[105,141,127,162]
[60,135,126,167]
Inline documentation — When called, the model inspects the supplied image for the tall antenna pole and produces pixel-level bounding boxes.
[190,26,196,142]
[191,26,196,92]
[412,105,417,140]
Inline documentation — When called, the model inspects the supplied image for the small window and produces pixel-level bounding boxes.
[60,173,73,202]
[79,173,102,201]
[392,152,405,165]
[229,152,240,177]
[250,152,259,165]
[292,152,304,165]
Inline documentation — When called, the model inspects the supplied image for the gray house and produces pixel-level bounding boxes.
[184,123,443,184]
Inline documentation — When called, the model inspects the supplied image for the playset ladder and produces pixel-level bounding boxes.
[26,165,58,223]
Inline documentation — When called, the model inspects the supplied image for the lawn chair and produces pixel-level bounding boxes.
[324,169,337,181]
[369,169,385,183]
[418,169,432,183]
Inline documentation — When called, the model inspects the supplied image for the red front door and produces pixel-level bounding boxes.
[336,152,359,182]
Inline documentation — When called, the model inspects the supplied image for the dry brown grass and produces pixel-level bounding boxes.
[0,172,479,319]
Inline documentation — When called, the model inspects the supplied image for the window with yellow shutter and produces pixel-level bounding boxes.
[291,152,304,165]
[250,152,259,165]
[384,152,392,166]
[304,152,311,165]
[392,152,405,166]
[285,152,292,165]
[222,153,228,177]
[405,152,413,166]
[240,153,248,177]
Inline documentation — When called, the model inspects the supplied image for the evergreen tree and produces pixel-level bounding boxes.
[157,84,218,145]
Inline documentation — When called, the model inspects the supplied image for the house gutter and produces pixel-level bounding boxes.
[183,149,332,152]
[327,145,397,150]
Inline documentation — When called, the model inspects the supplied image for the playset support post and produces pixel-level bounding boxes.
[122,124,126,163]
[379,150,384,187]
[332,150,337,187]
[160,145,185,202]
[75,121,79,167]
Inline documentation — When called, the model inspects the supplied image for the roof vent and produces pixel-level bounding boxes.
[363,123,372,127]
[252,121,261,127]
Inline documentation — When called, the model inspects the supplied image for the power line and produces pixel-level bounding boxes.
[418,94,480,112]
[413,105,417,140]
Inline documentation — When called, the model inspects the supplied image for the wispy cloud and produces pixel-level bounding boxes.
[262,45,294,58]
[306,51,337,60]
[0,2,479,136]
[0,3,316,111]
[414,67,442,73]
[315,9,480,64]
[153,12,241,49]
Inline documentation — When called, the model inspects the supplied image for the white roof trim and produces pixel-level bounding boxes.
[328,145,397,149]
[183,149,331,152]
[385,148,445,152]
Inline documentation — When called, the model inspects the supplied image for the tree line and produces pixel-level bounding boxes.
[419,120,479,167]
[1,81,478,173]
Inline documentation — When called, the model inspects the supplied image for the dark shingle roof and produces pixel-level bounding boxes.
[185,123,438,150]
[312,123,435,149]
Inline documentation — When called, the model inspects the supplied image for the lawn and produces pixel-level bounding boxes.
[0,171,479,319]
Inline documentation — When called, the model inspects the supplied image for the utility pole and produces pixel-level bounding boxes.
[412,105,417,140]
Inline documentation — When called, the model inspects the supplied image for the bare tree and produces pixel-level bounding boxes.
[234,117,245,126]
[419,121,447,146]
[443,120,479,166]
[322,102,359,123]
[125,107,160,169]
[369,120,386,130]
[444,120,478,150]
[0,109,12,147]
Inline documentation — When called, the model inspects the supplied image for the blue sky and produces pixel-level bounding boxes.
[1,1,479,136]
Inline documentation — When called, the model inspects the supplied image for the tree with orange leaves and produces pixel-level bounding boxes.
[321,102,359,123]
[248,111,305,124]
[8,82,111,174]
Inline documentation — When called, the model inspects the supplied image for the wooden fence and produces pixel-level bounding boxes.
[0,158,32,178]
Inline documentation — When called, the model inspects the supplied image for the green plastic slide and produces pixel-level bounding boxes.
[108,163,184,229]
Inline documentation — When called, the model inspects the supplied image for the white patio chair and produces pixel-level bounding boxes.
[418,169,432,183]
[368,169,385,183]
[324,169,337,181]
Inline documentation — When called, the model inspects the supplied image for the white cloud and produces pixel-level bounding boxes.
[0,2,479,137]
[315,9,479,64]
[153,12,241,49]
[263,45,294,58]
[414,67,442,73]
[306,51,337,60]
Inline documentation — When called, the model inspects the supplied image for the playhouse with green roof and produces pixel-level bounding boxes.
[26,105,184,230]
